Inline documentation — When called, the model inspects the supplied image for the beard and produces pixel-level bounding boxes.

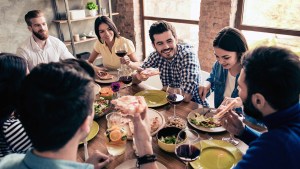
[242,95,264,120]
[32,29,48,40]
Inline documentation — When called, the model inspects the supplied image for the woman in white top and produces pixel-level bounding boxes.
[88,16,138,70]
[0,53,32,158]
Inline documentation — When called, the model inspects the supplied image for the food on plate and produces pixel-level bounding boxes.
[151,117,160,132]
[190,113,221,128]
[140,68,160,78]
[107,111,162,138]
[98,87,114,100]
[96,71,114,80]
[94,97,110,117]
[213,99,238,118]
[159,135,177,144]
[111,96,141,116]
[165,117,186,129]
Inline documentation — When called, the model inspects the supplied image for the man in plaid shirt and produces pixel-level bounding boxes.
[133,20,207,106]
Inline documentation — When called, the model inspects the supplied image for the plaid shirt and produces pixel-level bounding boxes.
[142,44,208,106]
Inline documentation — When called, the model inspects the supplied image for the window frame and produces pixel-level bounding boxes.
[235,0,300,36]
[140,0,199,59]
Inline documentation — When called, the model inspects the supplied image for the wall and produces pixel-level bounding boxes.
[0,0,55,53]
[198,0,238,72]
[114,0,143,61]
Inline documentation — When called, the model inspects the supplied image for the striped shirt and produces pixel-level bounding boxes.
[0,118,32,158]
[142,44,208,106]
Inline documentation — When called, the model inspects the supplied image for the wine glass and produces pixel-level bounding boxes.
[220,98,240,146]
[175,129,201,169]
[115,43,128,71]
[166,83,184,121]
[117,67,133,96]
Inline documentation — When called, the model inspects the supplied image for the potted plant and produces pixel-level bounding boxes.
[86,2,98,16]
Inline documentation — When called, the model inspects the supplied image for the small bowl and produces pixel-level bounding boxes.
[157,126,182,153]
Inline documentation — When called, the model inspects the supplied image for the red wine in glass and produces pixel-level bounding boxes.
[175,144,201,162]
[115,50,127,57]
[167,93,184,105]
[119,76,132,84]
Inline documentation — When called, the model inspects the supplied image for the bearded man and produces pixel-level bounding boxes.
[16,10,74,71]
[219,46,300,169]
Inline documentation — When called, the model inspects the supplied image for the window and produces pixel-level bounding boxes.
[236,0,300,55]
[141,0,200,58]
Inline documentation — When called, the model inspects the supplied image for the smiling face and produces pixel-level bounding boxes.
[152,30,178,60]
[98,23,114,43]
[28,16,49,40]
[214,47,240,70]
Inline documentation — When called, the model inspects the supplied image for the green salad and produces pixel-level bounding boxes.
[159,135,177,144]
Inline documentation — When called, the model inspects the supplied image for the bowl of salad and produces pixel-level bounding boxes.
[157,126,182,153]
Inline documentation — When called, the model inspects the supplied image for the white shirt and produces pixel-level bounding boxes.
[224,71,236,98]
[16,36,74,71]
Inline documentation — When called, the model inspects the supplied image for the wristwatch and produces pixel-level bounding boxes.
[136,154,157,168]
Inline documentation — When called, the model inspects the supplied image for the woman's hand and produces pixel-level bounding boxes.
[199,81,211,101]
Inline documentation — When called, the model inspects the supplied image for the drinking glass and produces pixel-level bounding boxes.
[117,68,133,96]
[115,43,128,71]
[175,129,201,169]
[220,98,240,146]
[166,83,184,121]
[105,112,128,156]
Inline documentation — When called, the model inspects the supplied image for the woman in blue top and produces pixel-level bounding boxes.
[199,27,247,107]
[199,27,262,125]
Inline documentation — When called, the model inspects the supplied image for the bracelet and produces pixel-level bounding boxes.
[136,154,157,168]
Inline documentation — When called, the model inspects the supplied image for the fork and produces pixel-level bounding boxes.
[202,105,210,117]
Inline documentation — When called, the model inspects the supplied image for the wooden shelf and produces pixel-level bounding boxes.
[64,37,97,46]
[53,13,119,23]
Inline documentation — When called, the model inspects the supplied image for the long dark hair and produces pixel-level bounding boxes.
[213,27,248,61]
[0,53,27,124]
[94,16,120,43]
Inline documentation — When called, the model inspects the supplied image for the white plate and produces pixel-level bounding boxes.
[187,108,226,133]
[95,71,118,84]
[115,159,167,169]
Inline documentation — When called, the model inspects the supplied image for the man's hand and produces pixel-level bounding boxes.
[219,110,245,136]
[86,150,111,169]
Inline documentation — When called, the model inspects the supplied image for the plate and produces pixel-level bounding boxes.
[79,121,99,144]
[107,108,165,140]
[93,83,101,94]
[134,90,168,107]
[95,71,118,84]
[115,159,167,169]
[190,140,243,169]
[187,108,226,133]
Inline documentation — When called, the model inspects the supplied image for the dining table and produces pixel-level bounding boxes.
[77,82,250,169]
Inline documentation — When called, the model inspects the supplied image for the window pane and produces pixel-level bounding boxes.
[242,0,300,30]
[143,0,200,20]
[243,30,300,56]
[144,20,199,58]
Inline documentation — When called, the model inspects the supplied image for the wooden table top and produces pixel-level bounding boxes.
[77,83,248,169]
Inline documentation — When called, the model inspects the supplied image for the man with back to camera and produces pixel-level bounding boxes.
[132,20,207,106]
[16,10,74,71]
[0,60,111,168]
[219,46,300,169]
